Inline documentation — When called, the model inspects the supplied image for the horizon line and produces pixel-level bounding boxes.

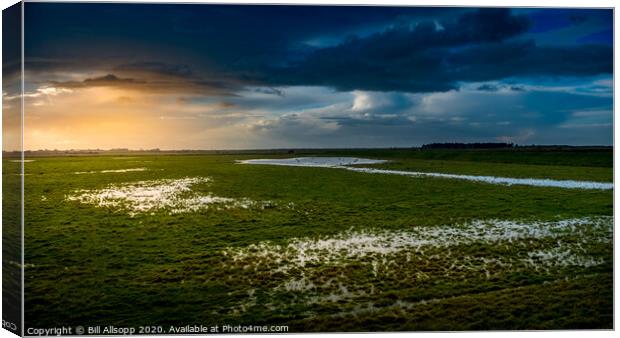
[2,144,614,153]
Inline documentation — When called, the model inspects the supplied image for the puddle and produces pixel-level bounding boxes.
[240,157,612,190]
[222,217,610,311]
[74,168,148,174]
[346,167,613,190]
[221,216,611,312]
[66,177,272,216]
[238,157,386,167]
[223,217,611,274]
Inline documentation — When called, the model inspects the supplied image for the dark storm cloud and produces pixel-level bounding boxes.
[115,62,194,78]
[114,61,248,95]
[252,8,533,92]
[24,4,462,70]
[258,9,610,93]
[52,74,145,88]
[452,8,531,42]
[448,41,612,80]
[24,4,612,95]
[27,58,246,96]
[50,72,241,96]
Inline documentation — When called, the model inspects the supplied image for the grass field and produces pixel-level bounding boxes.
[15,148,613,331]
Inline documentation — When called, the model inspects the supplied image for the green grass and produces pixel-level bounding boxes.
[17,149,612,331]
[2,156,22,333]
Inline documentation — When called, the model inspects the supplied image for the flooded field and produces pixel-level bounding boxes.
[223,216,611,316]
[17,149,613,330]
[65,177,274,216]
[241,157,613,190]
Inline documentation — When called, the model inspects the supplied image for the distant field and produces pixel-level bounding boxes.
[16,148,612,331]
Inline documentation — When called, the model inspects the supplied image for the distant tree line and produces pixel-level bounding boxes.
[421,142,515,149]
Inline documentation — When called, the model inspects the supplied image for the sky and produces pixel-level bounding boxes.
[2,4,613,150]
